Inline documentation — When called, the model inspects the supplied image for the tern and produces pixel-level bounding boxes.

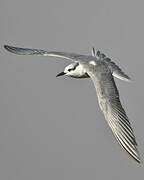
[4,45,141,163]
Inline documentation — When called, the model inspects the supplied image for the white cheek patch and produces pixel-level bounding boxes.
[89,61,96,66]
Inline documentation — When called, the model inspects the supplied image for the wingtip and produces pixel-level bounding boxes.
[4,45,12,52]
[135,148,142,164]
[126,77,134,83]
[124,77,132,83]
[134,155,141,164]
[4,45,9,50]
[128,145,141,164]
[4,45,20,55]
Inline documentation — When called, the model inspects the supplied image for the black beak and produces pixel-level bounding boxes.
[56,72,66,77]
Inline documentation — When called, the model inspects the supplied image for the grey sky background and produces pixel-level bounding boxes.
[1,0,144,179]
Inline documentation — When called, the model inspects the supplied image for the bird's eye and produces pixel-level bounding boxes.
[68,69,71,72]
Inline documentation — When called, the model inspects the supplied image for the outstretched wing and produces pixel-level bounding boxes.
[103,57,131,82]
[91,48,131,82]
[86,64,140,163]
[4,45,86,62]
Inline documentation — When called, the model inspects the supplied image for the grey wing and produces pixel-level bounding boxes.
[87,67,140,163]
[4,45,85,62]
[94,50,131,82]
[104,57,131,82]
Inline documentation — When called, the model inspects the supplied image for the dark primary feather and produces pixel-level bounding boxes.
[4,45,47,55]
[92,47,96,56]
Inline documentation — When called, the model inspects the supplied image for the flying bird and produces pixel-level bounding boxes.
[4,45,141,163]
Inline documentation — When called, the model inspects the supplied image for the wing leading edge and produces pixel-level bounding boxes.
[4,45,86,62]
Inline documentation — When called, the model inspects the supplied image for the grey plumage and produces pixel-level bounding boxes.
[85,62,140,163]
[4,45,89,61]
[91,48,131,82]
[4,45,141,163]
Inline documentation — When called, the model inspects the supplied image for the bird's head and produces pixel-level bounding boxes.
[56,62,89,78]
